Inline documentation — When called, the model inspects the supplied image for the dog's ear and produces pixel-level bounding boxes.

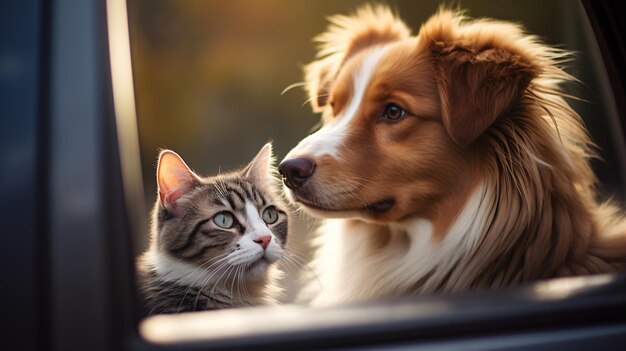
[305,4,410,112]
[430,42,536,146]
[419,9,537,146]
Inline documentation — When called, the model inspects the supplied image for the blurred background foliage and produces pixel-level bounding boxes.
[128,0,620,254]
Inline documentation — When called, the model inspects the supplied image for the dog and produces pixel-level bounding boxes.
[278,5,626,305]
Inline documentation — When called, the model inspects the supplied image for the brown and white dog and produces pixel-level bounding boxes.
[279,5,626,305]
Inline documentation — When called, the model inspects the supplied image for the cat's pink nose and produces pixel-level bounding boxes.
[254,235,271,250]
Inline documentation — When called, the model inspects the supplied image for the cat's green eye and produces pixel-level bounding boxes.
[213,212,234,229]
[262,206,279,224]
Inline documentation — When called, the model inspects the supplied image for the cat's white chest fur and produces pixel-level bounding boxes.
[150,250,217,288]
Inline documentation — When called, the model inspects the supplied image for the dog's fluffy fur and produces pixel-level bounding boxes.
[281,5,626,305]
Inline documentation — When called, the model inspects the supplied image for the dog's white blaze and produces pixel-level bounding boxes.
[288,45,391,159]
[303,183,492,305]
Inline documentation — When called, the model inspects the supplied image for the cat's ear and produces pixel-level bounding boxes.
[157,150,199,210]
[243,142,275,185]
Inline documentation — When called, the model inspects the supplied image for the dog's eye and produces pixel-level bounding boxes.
[383,103,407,121]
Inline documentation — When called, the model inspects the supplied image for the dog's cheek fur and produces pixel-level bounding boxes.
[376,121,477,228]
[330,115,476,225]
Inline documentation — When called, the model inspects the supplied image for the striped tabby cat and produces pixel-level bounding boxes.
[137,143,289,315]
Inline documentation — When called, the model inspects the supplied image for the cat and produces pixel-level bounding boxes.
[136,143,289,316]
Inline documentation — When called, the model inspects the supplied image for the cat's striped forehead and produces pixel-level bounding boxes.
[205,176,274,211]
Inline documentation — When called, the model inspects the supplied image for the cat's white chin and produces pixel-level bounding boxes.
[245,258,272,281]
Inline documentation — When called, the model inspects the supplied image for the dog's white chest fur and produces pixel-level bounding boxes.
[303,184,491,305]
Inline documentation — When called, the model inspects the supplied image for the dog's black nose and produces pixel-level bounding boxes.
[279,158,316,189]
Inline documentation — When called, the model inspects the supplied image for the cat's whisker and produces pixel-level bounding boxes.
[278,256,301,276]
[234,265,243,302]
[183,253,230,281]
[238,265,249,302]
[285,247,313,262]
[229,264,240,302]
[279,254,314,291]
[241,265,250,300]
[281,251,329,298]
[205,264,237,309]
[240,264,252,301]
[192,259,232,311]
[211,265,236,311]
[218,265,238,305]
[177,253,230,312]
